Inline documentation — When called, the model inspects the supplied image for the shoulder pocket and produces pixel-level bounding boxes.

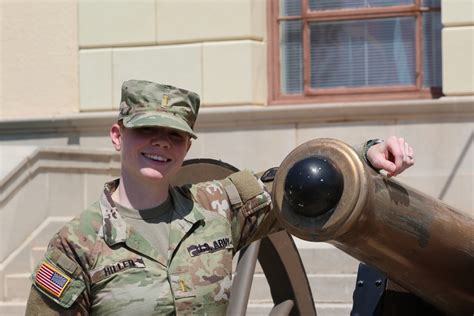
[31,249,86,308]
[227,171,272,217]
[240,190,272,217]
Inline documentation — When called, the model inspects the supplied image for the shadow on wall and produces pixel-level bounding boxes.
[438,132,473,201]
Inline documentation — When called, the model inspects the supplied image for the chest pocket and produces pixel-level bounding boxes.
[90,257,175,315]
[185,234,234,289]
[170,231,234,305]
[90,255,153,300]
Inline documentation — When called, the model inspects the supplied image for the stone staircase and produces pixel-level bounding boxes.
[0,218,71,315]
[0,147,359,315]
[1,239,358,315]
[246,241,358,316]
[0,146,120,315]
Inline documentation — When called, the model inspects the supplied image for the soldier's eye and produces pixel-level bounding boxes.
[138,127,155,134]
[169,132,186,142]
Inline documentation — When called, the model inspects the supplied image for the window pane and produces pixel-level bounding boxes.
[280,21,303,94]
[280,0,301,16]
[422,0,441,8]
[423,11,442,87]
[310,17,416,89]
[309,0,413,11]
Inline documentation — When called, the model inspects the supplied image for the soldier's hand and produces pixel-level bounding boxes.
[367,136,415,177]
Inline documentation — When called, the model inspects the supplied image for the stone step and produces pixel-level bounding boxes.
[4,245,358,303]
[3,273,31,302]
[3,237,359,305]
[20,242,356,277]
[4,271,357,304]
[296,243,359,274]
[0,302,27,316]
[249,274,357,304]
[30,220,69,248]
[252,247,359,275]
[246,302,352,316]
[1,219,69,276]
[235,242,359,275]
[0,301,350,316]
[30,246,48,270]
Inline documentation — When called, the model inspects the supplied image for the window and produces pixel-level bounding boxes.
[268,0,442,104]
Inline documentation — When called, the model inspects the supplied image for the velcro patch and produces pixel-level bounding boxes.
[228,170,263,203]
[35,262,71,298]
[224,182,242,208]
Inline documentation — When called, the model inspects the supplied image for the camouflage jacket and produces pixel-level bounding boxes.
[26,170,273,315]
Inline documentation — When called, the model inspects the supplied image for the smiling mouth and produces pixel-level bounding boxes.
[142,153,171,163]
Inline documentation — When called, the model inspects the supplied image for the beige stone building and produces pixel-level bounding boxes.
[0,0,472,315]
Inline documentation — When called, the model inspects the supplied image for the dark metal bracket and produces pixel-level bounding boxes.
[351,263,387,316]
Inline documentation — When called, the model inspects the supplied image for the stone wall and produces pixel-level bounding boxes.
[442,0,474,95]
[78,0,266,111]
[0,0,473,315]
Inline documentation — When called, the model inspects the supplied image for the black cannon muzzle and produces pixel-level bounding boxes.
[284,156,343,217]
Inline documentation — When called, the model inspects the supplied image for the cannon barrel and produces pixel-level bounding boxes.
[272,138,474,315]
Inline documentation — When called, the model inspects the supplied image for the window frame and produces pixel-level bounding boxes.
[267,0,442,105]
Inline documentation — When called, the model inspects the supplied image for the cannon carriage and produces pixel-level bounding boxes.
[172,138,474,316]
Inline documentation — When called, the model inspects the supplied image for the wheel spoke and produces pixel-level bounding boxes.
[227,240,261,316]
[269,299,295,316]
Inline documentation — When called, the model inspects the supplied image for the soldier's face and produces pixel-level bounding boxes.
[111,123,191,184]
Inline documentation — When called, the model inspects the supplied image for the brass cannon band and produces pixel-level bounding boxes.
[272,138,474,315]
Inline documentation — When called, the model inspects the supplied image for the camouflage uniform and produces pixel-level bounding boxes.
[25,80,376,315]
[26,170,274,315]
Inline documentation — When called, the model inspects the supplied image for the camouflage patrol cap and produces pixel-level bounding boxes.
[118,80,200,139]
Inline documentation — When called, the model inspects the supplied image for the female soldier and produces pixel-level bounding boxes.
[25,80,414,315]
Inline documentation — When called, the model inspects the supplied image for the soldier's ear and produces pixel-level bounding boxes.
[110,123,122,151]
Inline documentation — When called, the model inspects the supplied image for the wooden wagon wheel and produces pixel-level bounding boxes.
[171,159,316,316]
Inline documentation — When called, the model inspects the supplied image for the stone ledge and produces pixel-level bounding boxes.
[0,147,119,205]
[0,217,72,271]
[198,96,474,128]
[0,302,26,316]
[4,274,31,301]
[246,302,352,316]
[249,274,357,303]
[0,302,352,316]
[1,96,472,135]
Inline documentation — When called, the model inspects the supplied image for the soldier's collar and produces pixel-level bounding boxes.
[99,179,128,246]
[99,180,205,246]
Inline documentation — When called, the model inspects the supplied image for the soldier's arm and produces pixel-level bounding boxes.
[364,136,415,176]
[188,171,274,252]
[26,285,89,316]
[220,170,275,251]
[188,139,406,253]
[26,231,92,315]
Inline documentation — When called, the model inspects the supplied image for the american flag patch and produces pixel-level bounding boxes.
[35,262,71,298]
